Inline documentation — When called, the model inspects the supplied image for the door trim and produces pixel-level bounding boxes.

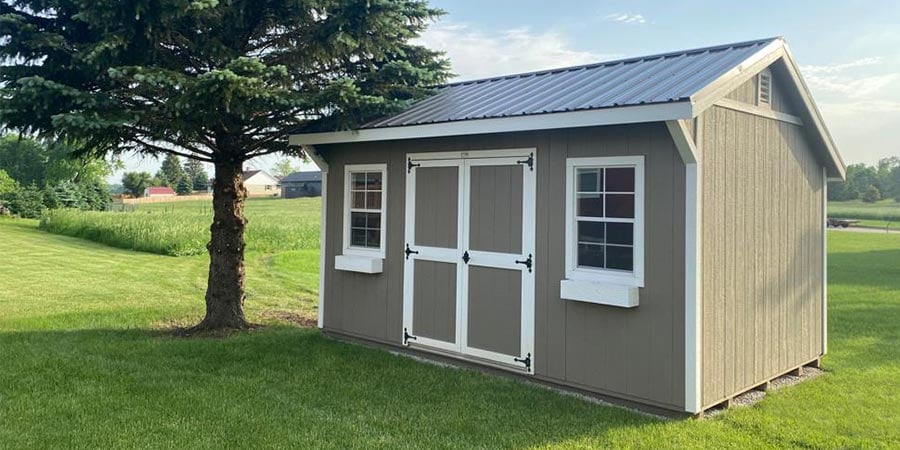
[403,147,537,373]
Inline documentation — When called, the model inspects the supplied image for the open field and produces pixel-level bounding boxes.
[1,217,899,448]
[829,199,900,230]
[39,197,319,256]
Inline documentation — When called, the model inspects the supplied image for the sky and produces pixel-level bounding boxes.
[111,0,900,182]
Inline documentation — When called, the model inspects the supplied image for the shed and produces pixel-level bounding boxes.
[144,186,175,198]
[289,37,846,415]
[280,171,322,198]
[241,169,280,197]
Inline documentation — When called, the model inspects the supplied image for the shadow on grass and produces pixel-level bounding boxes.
[0,326,661,448]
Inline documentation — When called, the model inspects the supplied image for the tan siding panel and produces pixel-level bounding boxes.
[700,106,825,408]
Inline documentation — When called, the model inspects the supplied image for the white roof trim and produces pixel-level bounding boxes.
[289,101,692,146]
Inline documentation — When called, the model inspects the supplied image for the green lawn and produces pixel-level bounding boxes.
[1,218,898,448]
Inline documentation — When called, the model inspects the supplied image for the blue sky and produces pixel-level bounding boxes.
[113,0,900,181]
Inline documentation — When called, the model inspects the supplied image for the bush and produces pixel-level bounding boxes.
[862,185,881,203]
[3,184,46,218]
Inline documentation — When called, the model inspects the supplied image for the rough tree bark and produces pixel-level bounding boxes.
[190,158,251,331]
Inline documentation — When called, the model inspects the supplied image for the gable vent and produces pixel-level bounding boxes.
[758,70,772,107]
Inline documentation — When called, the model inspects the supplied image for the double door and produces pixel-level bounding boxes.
[402,149,536,372]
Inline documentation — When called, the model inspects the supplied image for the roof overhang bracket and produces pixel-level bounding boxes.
[666,120,699,164]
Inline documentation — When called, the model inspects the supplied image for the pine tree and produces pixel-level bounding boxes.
[157,154,186,188]
[1,0,450,331]
[177,177,193,195]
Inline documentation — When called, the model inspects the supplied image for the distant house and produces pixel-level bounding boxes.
[280,171,322,198]
[144,186,175,198]
[242,169,280,197]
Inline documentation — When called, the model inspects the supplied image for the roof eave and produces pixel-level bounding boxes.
[289,101,694,146]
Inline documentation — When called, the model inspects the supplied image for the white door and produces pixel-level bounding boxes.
[403,149,536,372]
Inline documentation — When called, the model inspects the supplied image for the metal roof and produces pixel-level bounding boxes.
[364,38,779,129]
[281,171,322,183]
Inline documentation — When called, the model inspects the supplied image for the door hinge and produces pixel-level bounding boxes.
[515,254,533,272]
[462,251,470,264]
[407,158,421,173]
[403,328,417,345]
[516,152,534,171]
[405,244,419,260]
[514,353,532,372]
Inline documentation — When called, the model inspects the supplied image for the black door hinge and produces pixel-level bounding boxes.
[403,328,417,345]
[405,244,419,260]
[462,251,470,264]
[514,353,532,372]
[515,254,533,273]
[407,158,421,173]
[516,152,534,171]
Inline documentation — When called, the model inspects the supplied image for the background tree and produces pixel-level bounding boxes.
[122,172,153,198]
[192,172,209,192]
[183,159,208,190]
[176,177,193,195]
[1,0,450,331]
[156,154,187,188]
[0,135,115,187]
[862,185,882,203]
[273,159,299,179]
[0,170,17,195]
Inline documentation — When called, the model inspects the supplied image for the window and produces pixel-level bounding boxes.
[343,164,386,256]
[758,70,772,107]
[565,156,644,286]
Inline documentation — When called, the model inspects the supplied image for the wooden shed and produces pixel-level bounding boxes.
[289,37,846,415]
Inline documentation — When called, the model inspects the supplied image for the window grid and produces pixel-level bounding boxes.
[348,171,384,250]
[575,166,635,272]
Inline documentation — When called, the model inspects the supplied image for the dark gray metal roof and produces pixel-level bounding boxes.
[364,38,778,129]
[281,171,322,183]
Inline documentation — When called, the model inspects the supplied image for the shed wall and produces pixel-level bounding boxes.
[319,123,687,411]
[699,105,825,408]
[724,70,799,116]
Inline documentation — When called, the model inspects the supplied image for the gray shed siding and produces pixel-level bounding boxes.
[724,69,799,116]
[320,123,687,411]
[699,105,825,408]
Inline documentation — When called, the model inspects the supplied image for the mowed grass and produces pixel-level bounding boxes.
[1,218,899,448]
[39,197,320,256]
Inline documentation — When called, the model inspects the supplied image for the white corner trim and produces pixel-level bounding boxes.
[559,279,639,307]
[822,166,828,355]
[302,145,328,330]
[289,102,693,146]
[335,254,384,274]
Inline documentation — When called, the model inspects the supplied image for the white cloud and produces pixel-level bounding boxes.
[416,22,617,81]
[603,13,647,25]
[801,57,883,74]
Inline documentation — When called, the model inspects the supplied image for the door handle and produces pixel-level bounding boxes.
[515,254,532,272]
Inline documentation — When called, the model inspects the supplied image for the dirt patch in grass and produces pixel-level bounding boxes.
[151,317,266,338]
[258,310,317,328]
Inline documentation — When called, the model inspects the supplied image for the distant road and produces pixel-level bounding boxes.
[830,226,899,234]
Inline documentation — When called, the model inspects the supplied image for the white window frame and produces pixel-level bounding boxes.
[564,156,645,287]
[757,69,772,107]
[342,163,387,258]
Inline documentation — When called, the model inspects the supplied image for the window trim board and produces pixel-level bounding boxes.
[342,163,388,258]
[564,155,645,288]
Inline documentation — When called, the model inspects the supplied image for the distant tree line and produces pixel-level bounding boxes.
[829,157,900,203]
[0,135,115,218]
[120,154,209,197]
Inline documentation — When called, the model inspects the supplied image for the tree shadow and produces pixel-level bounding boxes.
[0,326,672,448]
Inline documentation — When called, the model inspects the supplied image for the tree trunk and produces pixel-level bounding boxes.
[191,159,250,331]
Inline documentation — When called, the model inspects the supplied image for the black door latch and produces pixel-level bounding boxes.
[403,328,417,345]
[462,251,470,264]
[514,353,532,372]
[405,244,419,260]
[515,254,533,272]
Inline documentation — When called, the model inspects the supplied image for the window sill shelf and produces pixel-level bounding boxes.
[560,279,639,308]
[335,254,383,274]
